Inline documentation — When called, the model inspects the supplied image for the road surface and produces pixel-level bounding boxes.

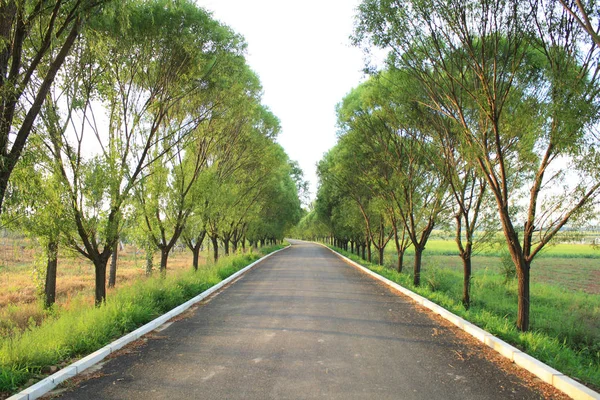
[54,240,556,399]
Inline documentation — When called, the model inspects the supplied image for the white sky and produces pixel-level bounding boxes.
[195,0,367,203]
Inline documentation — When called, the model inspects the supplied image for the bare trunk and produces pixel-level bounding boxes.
[461,253,472,309]
[224,239,230,255]
[44,240,58,308]
[192,245,201,271]
[108,246,118,288]
[413,246,423,286]
[378,246,384,266]
[397,251,404,273]
[498,205,531,331]
[516,258,531,331]
[94,257,109,306]
[211,234,219,262]
[392,220,403,272]
[159,247,169,277]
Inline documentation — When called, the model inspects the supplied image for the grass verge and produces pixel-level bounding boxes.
[0,244,285,397]
[328,245,600,392]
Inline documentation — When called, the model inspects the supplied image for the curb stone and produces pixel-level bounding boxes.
[321,243,600,400]
[7,246,290,400]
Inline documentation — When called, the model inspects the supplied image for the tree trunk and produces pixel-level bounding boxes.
[378,246,384,266]
[159,247,169,277]
[108,246,118,288]
[44,240,58,308]
[397,251,404,273]
[145,248,153,276]
[361,243,366,260]
[516,259,531,331]
[392,221,403,272]
[498,207,531,331]
[461,254,472,309]
[413,245,423,286]
[367,240,372,263]
[224,239,230,255]
[192,244,201,271]
[242,237,246,252]
[211,234,219,262]
[94,257,110,306]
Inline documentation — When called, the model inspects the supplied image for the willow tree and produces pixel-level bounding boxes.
[337,75,449,284]
[317,145,382,263]
[133,53,256,275]
[355,0,600,330]
[2,135,71,308]
[41,0,242,304]
[245,145,303,247]
[0,0,106,215]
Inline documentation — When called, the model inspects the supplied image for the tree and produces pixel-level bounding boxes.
[336,75,449,284]
[354,0,600,330]
[41,0,243,304]
[0,0,105,215]
[317,146,378,262]
[2,135,70,308]
[558,0,600,46]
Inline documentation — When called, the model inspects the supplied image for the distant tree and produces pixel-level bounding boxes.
[336,77,449,285]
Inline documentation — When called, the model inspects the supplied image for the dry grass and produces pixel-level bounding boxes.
[0,235,212,336]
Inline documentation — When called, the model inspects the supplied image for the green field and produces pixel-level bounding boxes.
[393,239,600,294]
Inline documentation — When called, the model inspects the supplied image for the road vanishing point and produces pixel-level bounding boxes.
[56,240,558,399]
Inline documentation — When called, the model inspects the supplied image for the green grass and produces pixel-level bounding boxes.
[0,244,285,396]
[331,245,600,391]
[403,239,600,259]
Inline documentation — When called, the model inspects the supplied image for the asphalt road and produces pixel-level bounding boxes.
[55,240,549,399]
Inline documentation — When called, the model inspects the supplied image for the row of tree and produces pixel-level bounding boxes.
[0,0,303,307]
[296,0,600,332]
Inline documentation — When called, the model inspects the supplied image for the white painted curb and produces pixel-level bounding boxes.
[322,244,600,400]
[7,246,289,400]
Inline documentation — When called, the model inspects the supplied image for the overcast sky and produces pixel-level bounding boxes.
[195,0,367,203]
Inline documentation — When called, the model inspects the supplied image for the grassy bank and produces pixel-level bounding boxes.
[329,245,600,391]
[0,244,284,396]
